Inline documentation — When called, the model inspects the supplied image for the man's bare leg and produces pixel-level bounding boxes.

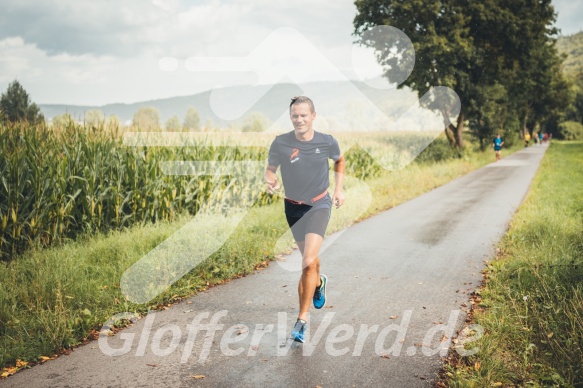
[297,233,323,321]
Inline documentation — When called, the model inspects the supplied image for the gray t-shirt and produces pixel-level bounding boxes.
[268,130,341,209]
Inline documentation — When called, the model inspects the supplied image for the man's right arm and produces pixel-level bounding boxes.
[264,165,280,194]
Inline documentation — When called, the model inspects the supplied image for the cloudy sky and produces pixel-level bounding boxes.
[0,0,581,106]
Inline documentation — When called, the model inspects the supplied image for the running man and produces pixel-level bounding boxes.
[264,96,345,343]
[493,133,504,161]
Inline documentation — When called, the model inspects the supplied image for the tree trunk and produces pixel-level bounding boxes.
[444,124,456,147]
[440,108,462,149]
[455,113,465,149]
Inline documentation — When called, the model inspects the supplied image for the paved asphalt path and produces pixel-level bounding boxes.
[3,144,548,388]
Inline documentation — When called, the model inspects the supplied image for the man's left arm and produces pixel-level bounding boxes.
[333,156,345,209]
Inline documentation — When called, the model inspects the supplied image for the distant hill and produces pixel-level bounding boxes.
[39,80,425,131]
[557,32,583,78]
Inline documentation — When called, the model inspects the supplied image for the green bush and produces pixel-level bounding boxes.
[558,121,583,140]
[500,128,520,148]
[414,136,461,164]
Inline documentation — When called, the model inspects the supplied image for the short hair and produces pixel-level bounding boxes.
[289,96,315,113]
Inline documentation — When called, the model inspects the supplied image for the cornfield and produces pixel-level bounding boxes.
[0,122,273,261]
[0,121,449,261]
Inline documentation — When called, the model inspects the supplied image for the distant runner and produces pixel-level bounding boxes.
[524,131,531,147]
[493,133,504,161]
[264,96,345,343]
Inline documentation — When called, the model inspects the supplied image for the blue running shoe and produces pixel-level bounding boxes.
[313,274,327,309]
[291,319,306,343]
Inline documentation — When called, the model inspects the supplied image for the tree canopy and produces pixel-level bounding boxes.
[556,32,583,138]
[353,0,569,147]
[165,115,182,131]
[241,111,271,132]
[0,80,44,124]
[184,107,201,131]
[132,107,160,131]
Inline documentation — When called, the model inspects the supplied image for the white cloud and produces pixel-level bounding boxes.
[0,34,268,105]
[5,0,572,110]
[0,0,387,105]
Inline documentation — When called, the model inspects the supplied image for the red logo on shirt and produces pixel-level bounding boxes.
[290,148,299,160]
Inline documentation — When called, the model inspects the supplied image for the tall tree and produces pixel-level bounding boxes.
[132,107,160,131]
[165,115,182,131]
[469,82,509,150]
[568,75,583,124]
[184,107,201,131]
[354,0,474,148]
[241,111,271,132]
[353,0,562,148]
[499,0,568,137]
[530,48,573,135]
[0,80,44,124]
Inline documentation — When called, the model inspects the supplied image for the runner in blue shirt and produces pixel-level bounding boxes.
[264,96,345,342]
[493,133,504,161]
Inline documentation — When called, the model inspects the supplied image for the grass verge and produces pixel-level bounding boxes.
[0,142,520,375]
[440,141,583,387]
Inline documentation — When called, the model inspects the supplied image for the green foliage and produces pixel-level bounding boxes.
[344,146,383,179]
[414,136,462,164]
[515,42,572,135]
[556,32,583,78]
[500,126,521,149]
[241,111,271,132]
[556,32,583,130]
[353,0,566,148]
[0,80,44,124]
[468,83,509,150]
[183,107,200,131]
[132,107,160,130]
[569,84,583,124]
[165,115,181,131]
[558,120,583,140]
[562,76,583,126]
